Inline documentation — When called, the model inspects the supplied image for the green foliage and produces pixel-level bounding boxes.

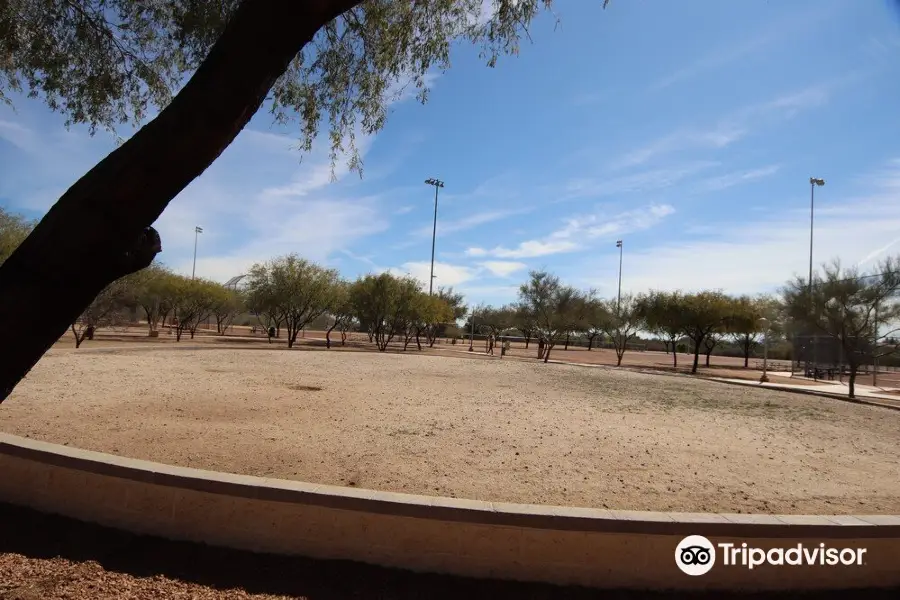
[581,292,610,349]
[1,0,609,169]
[169,276,222,340]
[350,272,421,351]
[0,207,34,266]
[211,287,244,334]
[71,275,132,347]
[782,256,900,397]
[122,262,178,333]
[420,294,455,348]
[0,0,233,132]
[245,254,340,348]
[518,270,584,362]
[677,290,733,373]
[436,286,467,321]
[599,294,643,366]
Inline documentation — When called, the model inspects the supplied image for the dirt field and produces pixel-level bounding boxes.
[4,344,900,515]
[53,325,900,389]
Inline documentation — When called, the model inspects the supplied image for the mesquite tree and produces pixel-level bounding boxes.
[782,257,900,399]
[518,270,583,363]
[0,0,611,402]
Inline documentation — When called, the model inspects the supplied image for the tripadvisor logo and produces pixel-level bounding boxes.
[675,535,867,575]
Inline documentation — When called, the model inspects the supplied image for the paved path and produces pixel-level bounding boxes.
[710,376,900,410]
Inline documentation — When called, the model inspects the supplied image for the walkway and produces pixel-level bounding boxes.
[706,372,900,410]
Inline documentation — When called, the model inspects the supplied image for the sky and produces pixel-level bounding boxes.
[2,0,900,307]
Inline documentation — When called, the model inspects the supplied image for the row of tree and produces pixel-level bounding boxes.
[69,252,470,353]
[70,265,242,346]
[242,255,466,351]
[493,259,898,398]
[468,272,781,372]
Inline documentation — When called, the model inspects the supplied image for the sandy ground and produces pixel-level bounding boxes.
[4,345,900,515]
[53,325,900,388]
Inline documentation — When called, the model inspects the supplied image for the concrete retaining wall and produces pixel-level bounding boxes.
[1,432,898,591]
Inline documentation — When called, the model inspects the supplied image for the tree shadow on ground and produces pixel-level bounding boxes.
[1,503,897,600]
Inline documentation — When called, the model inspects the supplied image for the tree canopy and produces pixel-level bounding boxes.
[1,0,608,170]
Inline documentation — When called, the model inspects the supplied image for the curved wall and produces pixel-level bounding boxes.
[1,432,898,591]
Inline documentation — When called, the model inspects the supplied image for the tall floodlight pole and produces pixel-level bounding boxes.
[808,177,824,379]
[616,240,624,313]
[192,226,203,280]
[425,178,444,295]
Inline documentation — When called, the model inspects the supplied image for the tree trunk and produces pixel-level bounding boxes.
[663,340,670,354]
[543,344,553,363]
[176,327,183,342]
[326,323,338,349]
[671,340,678,368]
[0,0,364,403]
[72,325,83,348]
[691,340,702,374]
[340,329,347,345]
[616,352,623,366]
[190,328,196,339]
[848,363,858,399]
[415,328,422,351]
[743,335,751,368]
[705,350,712,367]
[587,335,594,351]
[524,333,530,349]
[564,332,570,351]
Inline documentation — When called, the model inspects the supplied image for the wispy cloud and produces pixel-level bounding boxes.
[466,240,579,260]
[579,159,900,296]
[466,202,675,259]
[611,81,844,171]
[412,207,531,239]
[478,261,528,277]
[388,260,479,288]
[556,161,718,202]
[650,4,841,91]
[693,164,781,193]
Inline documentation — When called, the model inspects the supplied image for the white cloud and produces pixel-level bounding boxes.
[610,80,846,171]
[557,161,718,201]
[466,240,580,260]
[694,164,781,193]
[395,205,415,215]
[388,261,479,288]
[478,261,527,277]
[0,119,38,153]
[412,208,530,239]
[466,202,676,260]
[550,203,675,242]
[579,159,900,297]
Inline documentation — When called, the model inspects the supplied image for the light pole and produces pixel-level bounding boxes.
[192,226,203,279]
[425,178,444,295]
[808,177,824,379]
[616,239,623,313]
[758,317,770,383]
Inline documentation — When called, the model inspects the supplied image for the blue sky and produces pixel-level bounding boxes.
[2,0,900,307]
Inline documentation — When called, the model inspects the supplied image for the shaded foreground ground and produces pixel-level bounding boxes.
[3,503,898,600]
[4,347,900,514]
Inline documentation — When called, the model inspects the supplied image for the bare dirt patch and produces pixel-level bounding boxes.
[3,347,899,515]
